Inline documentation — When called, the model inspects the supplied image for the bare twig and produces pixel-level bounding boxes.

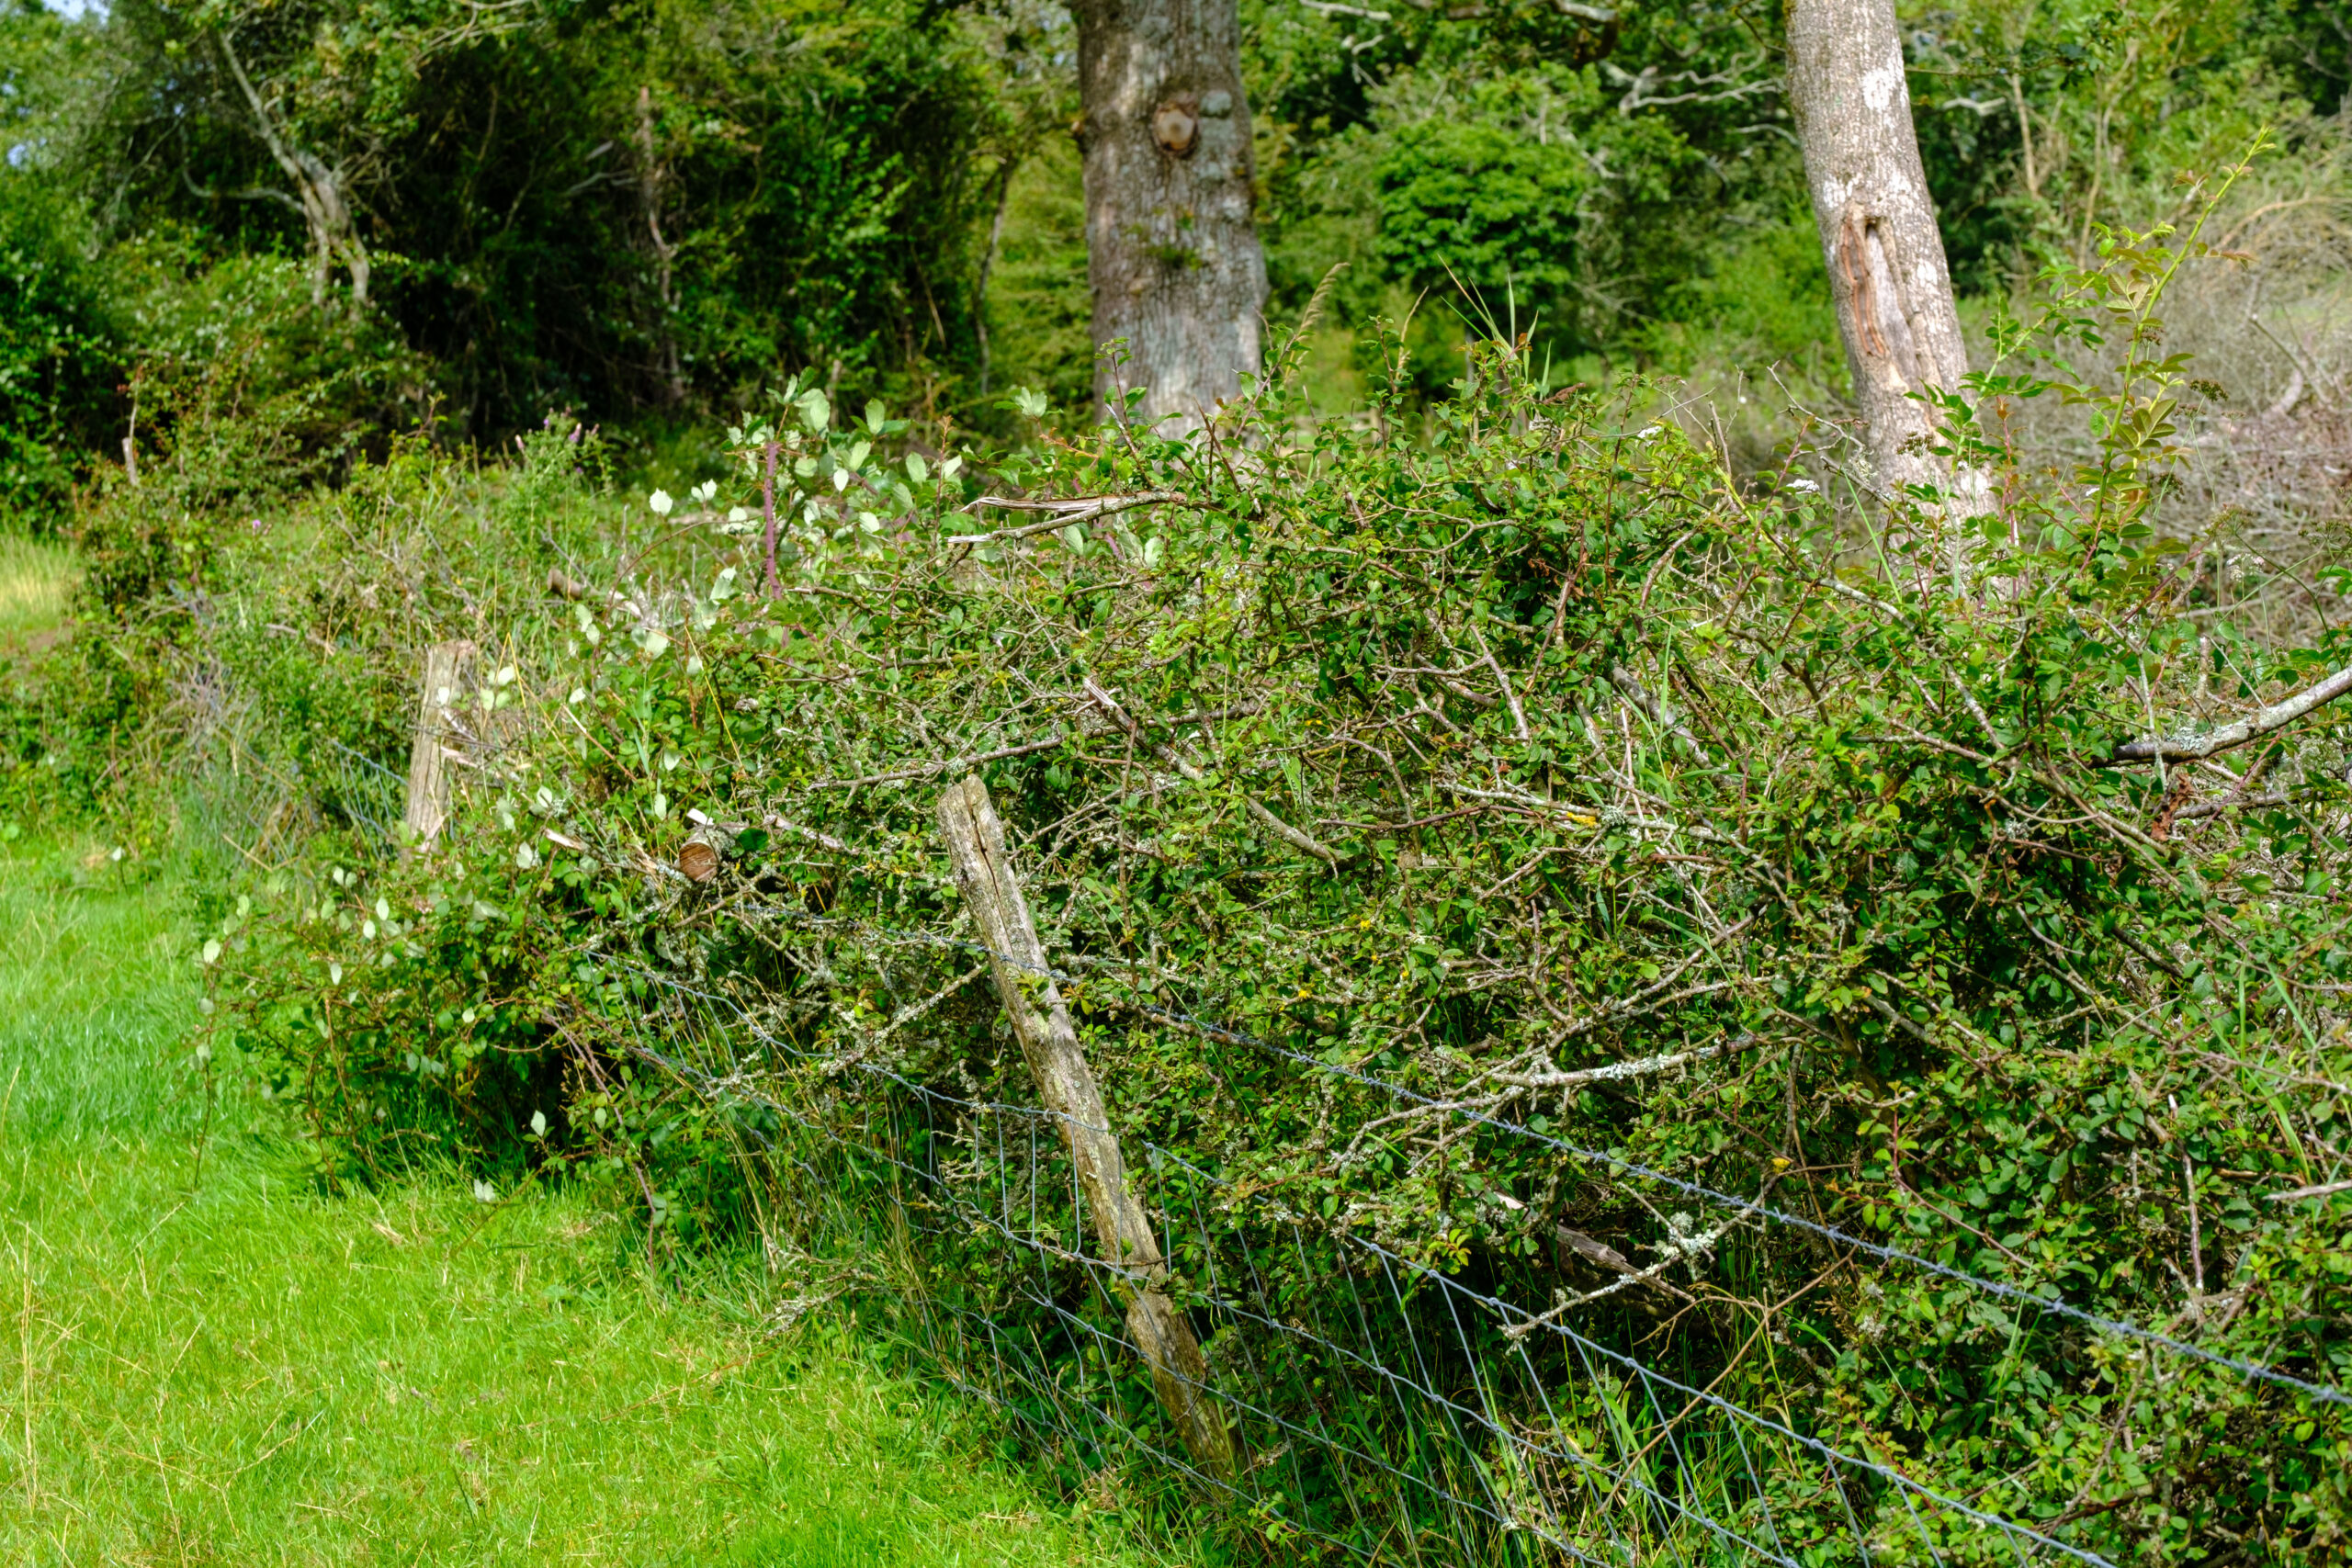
[1084,679,1340,865]
[2264,1178,2352,1202]
[947,491,1183,544]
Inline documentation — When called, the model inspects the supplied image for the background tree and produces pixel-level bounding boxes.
[1786,0,1982,502]
[1075,0,1267,425]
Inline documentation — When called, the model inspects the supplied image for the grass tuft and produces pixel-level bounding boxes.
[0,534,77,648]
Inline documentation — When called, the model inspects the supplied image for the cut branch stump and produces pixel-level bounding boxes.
[935,773,1238,1481]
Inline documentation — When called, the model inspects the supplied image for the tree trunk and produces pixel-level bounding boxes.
[217,31,370,310]
[1786,0,1981,508]
[636,86,685,407]
[935,775,1238,1480]
[1075,0,1266,429]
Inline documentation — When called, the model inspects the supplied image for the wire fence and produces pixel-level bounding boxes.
[589,899,2346,1567]
[316,737,407,857]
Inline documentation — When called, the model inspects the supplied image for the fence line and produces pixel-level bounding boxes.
[701,902,2349,1410]
[605,938,2229,1566]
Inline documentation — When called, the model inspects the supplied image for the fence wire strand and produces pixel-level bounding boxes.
[589,906,2334,1567]
[668,904,2351,1407]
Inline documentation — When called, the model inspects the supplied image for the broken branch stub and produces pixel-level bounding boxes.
[934,774,1238,1481]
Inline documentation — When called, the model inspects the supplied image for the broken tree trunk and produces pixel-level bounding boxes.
[935,774,1237,1480]
[1786,0,1985,514]
[402,640,475,855]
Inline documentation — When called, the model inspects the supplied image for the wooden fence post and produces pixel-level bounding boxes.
[401,639,476,855]
[936,774,1237,1481]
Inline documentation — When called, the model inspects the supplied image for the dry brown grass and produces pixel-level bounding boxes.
[0,533,78,651]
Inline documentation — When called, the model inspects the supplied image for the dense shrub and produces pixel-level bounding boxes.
[148,237,2352,1561]
[0,176,119,524]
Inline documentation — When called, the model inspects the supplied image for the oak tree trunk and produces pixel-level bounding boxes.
[1786,0,1982,507]
[1075,0,1267,428]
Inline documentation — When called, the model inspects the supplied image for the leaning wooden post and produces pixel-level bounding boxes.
[401,639,476,856]
[936,774,1237,1480]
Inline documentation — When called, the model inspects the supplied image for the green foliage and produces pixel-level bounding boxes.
[6,0,2343,450]
[149,206,2352,1561]
[1253,0,1796,385]
[1369,70,1639,306]
[1909,0,2323,282]
[50,0,1011,434]
[0,163,119,525]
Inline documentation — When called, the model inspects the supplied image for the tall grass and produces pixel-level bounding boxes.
[0,534,75,645]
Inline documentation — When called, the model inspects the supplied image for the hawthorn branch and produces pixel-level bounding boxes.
[1083,678,1340,866]
[2111,661,2352,763]
[947,491,1182,544]
[1492,1032,1762,1089]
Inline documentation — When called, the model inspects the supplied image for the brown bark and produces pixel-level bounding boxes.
[1075,0,1266,428]
[935,775,1238,1479]
[402,640,476,855]
[1786,0,1983,508]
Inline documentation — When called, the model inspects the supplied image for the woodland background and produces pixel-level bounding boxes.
[5,0,2351,504]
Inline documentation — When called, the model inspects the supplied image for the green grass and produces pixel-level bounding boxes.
[0,851,1164,1565]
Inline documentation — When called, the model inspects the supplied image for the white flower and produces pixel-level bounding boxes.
[691,479,718,503]
[1785,478,1821,493]
[648,490,674,516]
[1635,425,1662,439]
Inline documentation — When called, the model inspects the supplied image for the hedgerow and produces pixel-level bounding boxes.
[65,224,2352,1562]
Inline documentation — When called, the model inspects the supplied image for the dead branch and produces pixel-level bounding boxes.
[2111,660,2352,763]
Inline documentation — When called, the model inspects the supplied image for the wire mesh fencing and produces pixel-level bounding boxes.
[597,902,2343,1568]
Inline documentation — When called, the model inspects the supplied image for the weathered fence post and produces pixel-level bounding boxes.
[401,639,476,855]
[936,773,1237,1480]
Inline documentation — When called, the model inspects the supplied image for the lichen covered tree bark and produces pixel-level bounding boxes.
[1787,0,1981,506]
[1075,0,1267,428]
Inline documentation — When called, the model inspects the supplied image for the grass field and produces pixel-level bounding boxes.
[0,845,1161,1565]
